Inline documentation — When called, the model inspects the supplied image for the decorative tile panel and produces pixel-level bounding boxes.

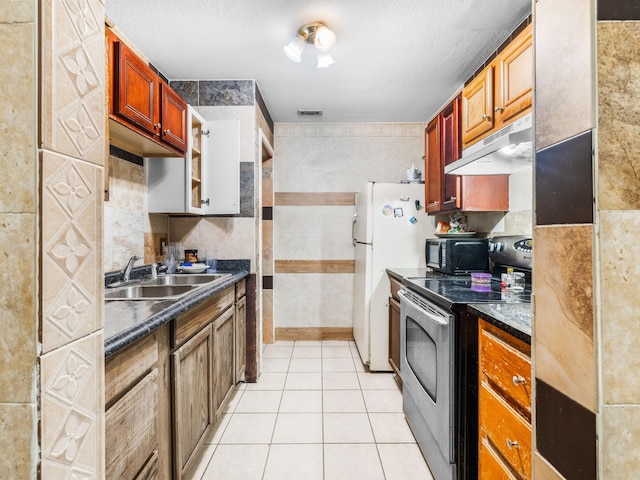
[533,225,595,410]
[42,151,102,353]
[534,0,594,150]
[199,80,254,106]
[536,379,596,480]
[598,22,640,211]
[535,131,594,226]
[41,332,104,480]
[41,0,105,165]
[170,80,199,106]
[598,1,640,20]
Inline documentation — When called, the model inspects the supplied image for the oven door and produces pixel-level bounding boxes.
[399,288,456,480]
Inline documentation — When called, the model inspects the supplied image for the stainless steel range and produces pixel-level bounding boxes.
[399,235,532,480]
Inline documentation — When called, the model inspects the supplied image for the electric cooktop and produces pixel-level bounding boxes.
[402,273,531,310]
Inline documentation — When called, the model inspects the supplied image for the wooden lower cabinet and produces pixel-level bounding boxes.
[235,295,247,383]
[480,438,518,480]
[172,325,214,479]
[387,276,402,389]
[213,306,236,416]
[105,325,170,480]
[478,319,532,479]
[105,279,249,480]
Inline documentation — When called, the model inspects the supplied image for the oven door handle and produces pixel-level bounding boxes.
[398,289,449,326]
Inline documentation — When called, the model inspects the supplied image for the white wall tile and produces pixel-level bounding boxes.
[274,273,354,328]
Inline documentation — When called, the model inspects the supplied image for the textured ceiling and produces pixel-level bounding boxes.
[105,0,531,123]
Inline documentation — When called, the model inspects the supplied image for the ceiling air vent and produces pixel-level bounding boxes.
[297,110,323,117]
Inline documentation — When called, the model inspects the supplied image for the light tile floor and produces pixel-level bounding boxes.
[189,340,434,480]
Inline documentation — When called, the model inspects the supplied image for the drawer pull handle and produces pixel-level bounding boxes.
[482,114,492,120]
[512,375,526,386]
[506,439,519,450]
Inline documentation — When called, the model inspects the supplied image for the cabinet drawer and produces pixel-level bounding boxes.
[106,369,159,480]
[235,278,246,300]
[479,383,531,479]
[480,321,531,413]
[174,286,234,346]
[106,332,158,405]
[389,277,402,301]
[480,437,518,480]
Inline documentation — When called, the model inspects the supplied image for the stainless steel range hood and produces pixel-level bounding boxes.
[445,113,532,175]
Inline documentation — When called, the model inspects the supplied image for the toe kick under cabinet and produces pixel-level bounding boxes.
[478,319,532,479]
[105,279,247,480]
[147,106,241,215]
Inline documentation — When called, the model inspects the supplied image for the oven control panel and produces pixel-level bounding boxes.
[489,236,533,269]
[513,238,532,253]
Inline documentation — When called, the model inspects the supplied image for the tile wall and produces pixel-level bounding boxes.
[272,123,428,337]
[0,3,37,476]
[534,0,640,477]
[40,0,106,478]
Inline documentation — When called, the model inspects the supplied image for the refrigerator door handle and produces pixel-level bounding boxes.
[352,213,357,246]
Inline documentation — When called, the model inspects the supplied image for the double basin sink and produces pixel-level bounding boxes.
[105,273,231,301]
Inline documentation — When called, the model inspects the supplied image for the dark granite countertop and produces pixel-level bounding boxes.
[386,267,531,343]
[104,269,249,358]
[386,267,432,282]
[468,303,531,344]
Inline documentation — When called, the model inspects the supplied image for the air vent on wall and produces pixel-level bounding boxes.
[297,110,323,116]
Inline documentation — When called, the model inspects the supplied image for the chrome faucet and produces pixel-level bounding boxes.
[122,256,140,283]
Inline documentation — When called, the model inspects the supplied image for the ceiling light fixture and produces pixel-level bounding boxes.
[283,22,336,68]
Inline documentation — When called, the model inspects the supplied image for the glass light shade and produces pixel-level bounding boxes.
[316,51,335,68]
[313,25,336,52]
[283,35,305,62]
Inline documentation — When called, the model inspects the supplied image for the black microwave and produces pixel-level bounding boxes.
[425,238,489,274]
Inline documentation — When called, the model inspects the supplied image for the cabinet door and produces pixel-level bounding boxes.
[235,296,247,383]
[160,81,188,152]
[440,96,462,211]
[388,295,401,388]
[424,117,442,213]
[213,306,236,416]
[495,24,532,127]
[106,369,159,480]
[172,325,213,479]
[479,438,518,480]
[201,119,241,214]
[460,175,509,212]
[462,65,494,148]
[114,40,158,136]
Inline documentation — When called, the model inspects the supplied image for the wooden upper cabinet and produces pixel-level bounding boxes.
[108,29,187,156]
[462,23,532,149]
[424,117,442,213]
[424,94,509,214]
[462,65,494,148]
[440,96,462,211]
[160,81,188,151]
[495,24,533,128]
[114,39,159,137]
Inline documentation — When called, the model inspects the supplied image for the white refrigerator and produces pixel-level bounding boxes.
[352,182,432,371]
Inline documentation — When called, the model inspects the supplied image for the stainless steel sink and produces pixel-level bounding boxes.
[105,273,232,301]
[141,273,231,286]
[105,284,199,301]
